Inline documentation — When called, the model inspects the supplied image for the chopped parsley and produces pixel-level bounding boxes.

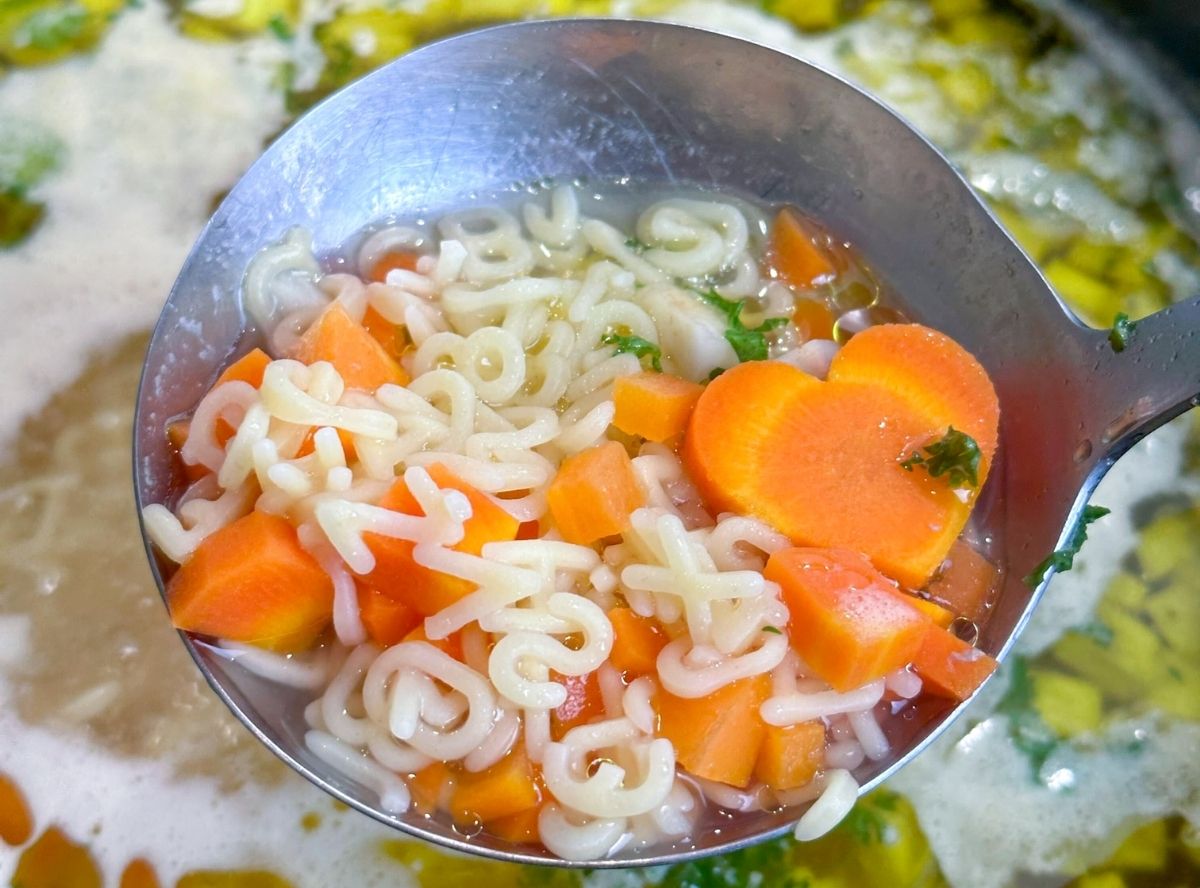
[762,625,783,634]
[899,426,982,488]
[601,332,662,372]
[1108,312,1137,353]
[1023,504,1110,587]
[995,656,1059,782]
[623,236,649,254]
[0,190,46,248]
[694,287,788,363]
[17,5,88,52]
[706,366,726,381]
[267,13,294,41]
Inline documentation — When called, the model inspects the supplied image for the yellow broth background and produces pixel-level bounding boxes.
[0,0,1198,886]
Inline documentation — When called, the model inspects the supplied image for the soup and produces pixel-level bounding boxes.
[141,184,1001,861]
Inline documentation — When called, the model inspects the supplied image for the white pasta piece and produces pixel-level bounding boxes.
[581,218,668,286]
[297,522,366,647]
[242,227,328,350]
[885,667,923,699]
[304,730,411,815]
[538,804,629,862]
[362,641,497,761]
[656,632,789,698]
[142,481,256,563]
[488,594,613,709]
[793,769,859,841]
[705,515,790,572]
[523,184,580,249]
[542,718,676,819]
[567,259,636,324]
[776,338,840,379]
[214,642,334,690]
[356,224,426,278]
[442,277,574,315]
[182,379,259,474]
[824,738,866,771]
[260,360,398,438]
[761,679,886,726]
[847,708,890,762]
[638,199,749,276]
[463,705,521,773]
[621,676,657,735]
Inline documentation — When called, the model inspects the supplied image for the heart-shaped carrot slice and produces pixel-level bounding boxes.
[682,323,999,588]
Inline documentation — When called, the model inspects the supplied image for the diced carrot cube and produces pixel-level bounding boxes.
[368,250,420,283]
[765,547,929,692]
[911,624,998,701]
[902,593,955,628]
[364,465,520,616]
[167,511,333,652]
[754,721,826,791]
[215,347,271,388]
[450,747,541,826]
[608,607,668,678]
[656,674,770,788]
[771,207,837,288]
[926,539,999,623]
[550,671,606,740]
[546,441,644,545]
[294,302,409,391]
[357,584,420,647]
[402,623,464,661]
[612,372,704,443]
[488,803,543,844]
[362,306,405,360]
[409,762,454,816]
[791,296,836,341]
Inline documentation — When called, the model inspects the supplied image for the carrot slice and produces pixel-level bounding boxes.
[0,771,33,846]
[911,624,998,701]
[167,511,333,652]
[612,372,704,443]
[368,250,420,283]
[409,762,455,815]
[294,302,409,391]
[450,747,541,826]
[357,584,420,647]
[656,674,770,788]
[754,721,826,791]
[488,803,543,844]
[550,671,606,740]
[402,624,465,661]
[215,347,271,388]
[771,207,837,288]
[682,324,999,587]
[608,607,668,678]
[546,441,645,545]
[364,465,520,616]
[119,859,162,888]
[926,539,999,622]
[765,547,929,692]
[791,297,836,341]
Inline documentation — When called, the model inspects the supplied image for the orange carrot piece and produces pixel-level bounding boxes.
[357,584,420,647]
[830,324,1000,469]
[771,207,837,288]
[402,623,464,661]
[0,771,33,846]
[450,747,541,826]
[546,441,645,545]
[792,297,836,341]
[294,302,409,391]
[903,593,955,629]
[754,721,826,791]
[926,539,999,623]
[683,324,999,587]
[551,671,606,740]
[364,465,520,616]
[765,547,929,692]
[368,250,420,283]
[656,674,770,788]
[11,827,102,887]
[119,859,162,888]
[516,520,540,540]
[409,762,455,815]
[488,803,543,844]
[612,372,704,443]
[608,607,668,678]
[167,511,333,652]
[361,306,405,360]
[215,347,271,388]
[166,420,210,483]
[911,624,998,701]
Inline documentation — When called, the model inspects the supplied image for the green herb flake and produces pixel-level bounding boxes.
[1024,504,1111,587]
[623,236,649,254]
[17,5,89,52]
[0,189,46,248]
[694,287,787,363]
[601,332,662,372]
[706,367,726,381]
[995,656,1060,782]
[267,13,294,41]
[899,426,982,488]
[762,625,783,634]
[1108,312,1137,352]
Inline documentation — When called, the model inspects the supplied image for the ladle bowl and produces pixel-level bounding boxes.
[133,18,1200,867]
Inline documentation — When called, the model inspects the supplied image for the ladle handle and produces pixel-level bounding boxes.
[1085,293,1200,469]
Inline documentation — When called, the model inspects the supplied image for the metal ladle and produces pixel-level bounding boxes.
[133,18,1200,868]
